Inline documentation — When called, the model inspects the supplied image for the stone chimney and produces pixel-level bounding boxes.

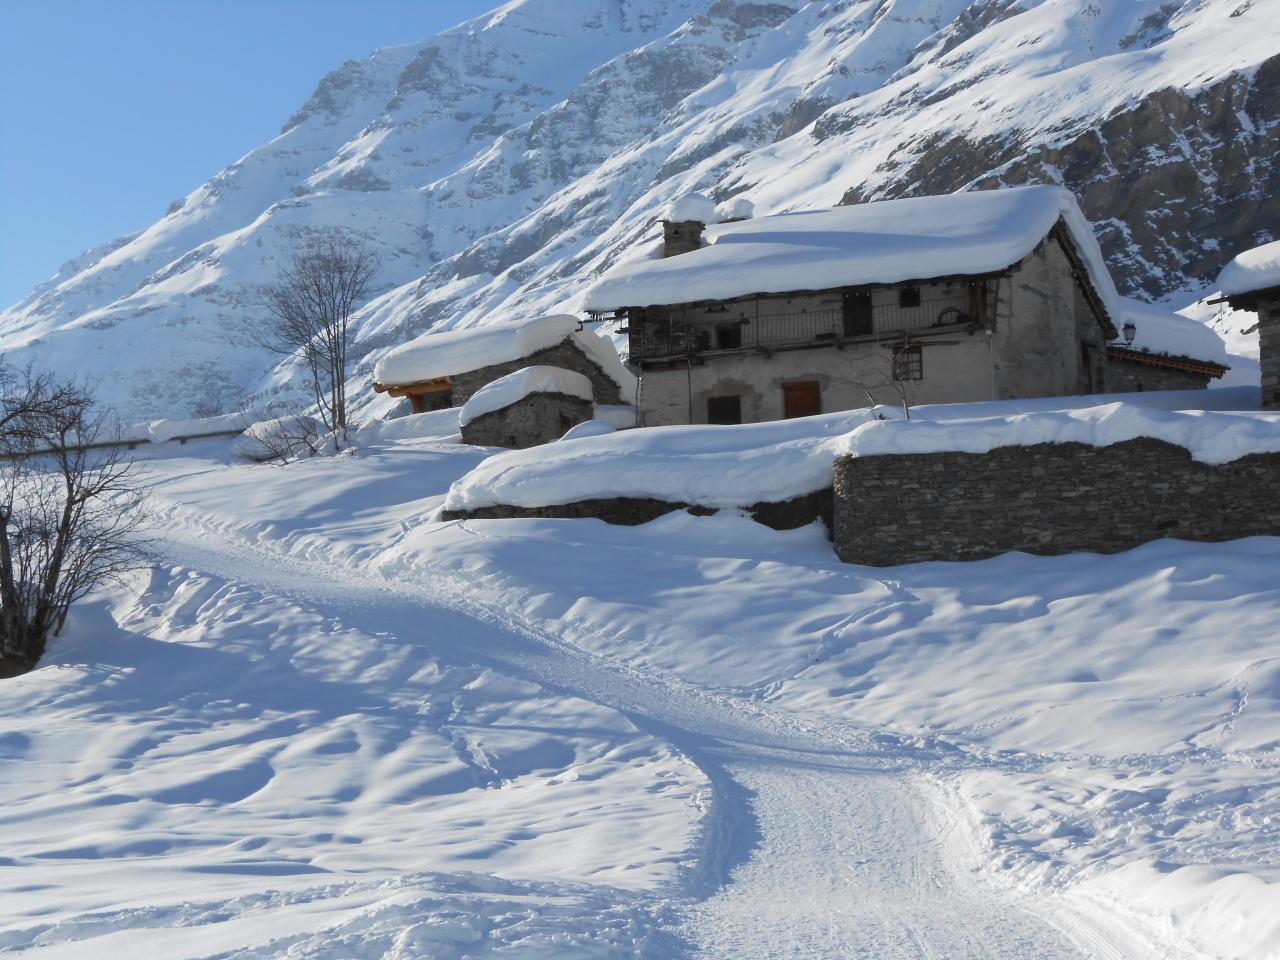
[662,219,706,258]
[660,192,717,258]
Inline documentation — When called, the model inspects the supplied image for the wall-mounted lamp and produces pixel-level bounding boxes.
[1122,320,1137,346]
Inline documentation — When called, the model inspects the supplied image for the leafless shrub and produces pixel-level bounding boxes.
[0,364,147,675]
[233,411,323,464]
[260,235,379,444]
[833,341,915,420]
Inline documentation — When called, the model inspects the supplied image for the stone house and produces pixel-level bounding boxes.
[1217,241,1280,410]
[584,187,1224,426]
[458,366,594,449]
[373,314,636,414]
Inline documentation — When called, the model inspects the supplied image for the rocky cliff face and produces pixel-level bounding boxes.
[842,54,1280,299]
[2,0,1275,420]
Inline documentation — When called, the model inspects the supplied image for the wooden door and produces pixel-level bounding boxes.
[783,381,821,419]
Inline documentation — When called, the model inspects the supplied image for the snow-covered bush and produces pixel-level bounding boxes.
[233,414,324,463]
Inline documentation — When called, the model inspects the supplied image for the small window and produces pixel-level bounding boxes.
[898,286,922,309]
[892,345,923,381]
[842,290,873,337]
[715,324,742,350]
[707,395,742,424]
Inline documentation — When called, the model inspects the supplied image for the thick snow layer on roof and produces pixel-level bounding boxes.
[459,366,593,427]
[1118,298,1229,365]
[665,193,717,223]
[375,315,578,385]
[1216,240,1280,296]
[585,186,1122,322]
[716,197,755,221]
[443,388,1267,513]
[374,315,637,403]
[566,325,638,404]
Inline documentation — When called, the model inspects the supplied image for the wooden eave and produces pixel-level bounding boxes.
[1222,284,1280,311]
[1106,345,1229,378]
[372,376,453,397]
[1048,219,1119,341]
[604,270,1010,319]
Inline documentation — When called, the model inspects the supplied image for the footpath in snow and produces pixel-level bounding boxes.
[2,416,1277,957]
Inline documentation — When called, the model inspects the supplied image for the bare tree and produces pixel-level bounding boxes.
[834,341,915,419]
[261,235,379,443]
[0,365,146,675]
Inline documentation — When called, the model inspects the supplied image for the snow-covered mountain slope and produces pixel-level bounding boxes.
[3,0,1277,420]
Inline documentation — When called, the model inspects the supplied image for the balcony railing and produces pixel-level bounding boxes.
[631,293,976,361]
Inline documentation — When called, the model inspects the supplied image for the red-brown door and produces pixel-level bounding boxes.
[782,381,821,419]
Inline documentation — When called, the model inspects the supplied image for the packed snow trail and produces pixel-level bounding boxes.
[137,503,1181,958]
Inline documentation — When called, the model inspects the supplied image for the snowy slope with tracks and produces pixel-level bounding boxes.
[2,421,1277,957]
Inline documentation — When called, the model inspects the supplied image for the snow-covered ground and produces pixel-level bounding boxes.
[3,409,1278,958]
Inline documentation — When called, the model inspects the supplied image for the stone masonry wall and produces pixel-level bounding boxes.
[452,338,624,406]
[833,438,1280,566]
[441,488,833,532]
[460,393,593,449]
[1105,361,1209,394]
[1260,301,1280,411]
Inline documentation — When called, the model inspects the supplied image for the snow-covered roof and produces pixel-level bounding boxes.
[1216,240,1280,297]
[376,315,577,385]
[664,193,717,223]
[374,314,637,402]
[459,366,594,427]
[1114,298,1229,367]
[716,197,755,221]
[585,186,1122,323]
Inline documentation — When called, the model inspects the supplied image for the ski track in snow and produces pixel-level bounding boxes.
[132,493,1187,958]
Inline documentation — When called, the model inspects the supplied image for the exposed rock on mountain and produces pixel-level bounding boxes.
[842,54,1280,299]
[2,0,1275,420]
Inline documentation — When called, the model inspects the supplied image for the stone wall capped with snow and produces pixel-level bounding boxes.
[833,439,1280,566]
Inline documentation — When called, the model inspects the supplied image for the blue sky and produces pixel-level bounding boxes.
[0,0,496,308]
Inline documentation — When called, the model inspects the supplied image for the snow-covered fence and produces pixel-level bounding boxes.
[1,413,253,460]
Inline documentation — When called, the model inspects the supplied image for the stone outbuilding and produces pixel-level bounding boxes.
[372,314,636,414]
[1217,241,1280,410]
[458,366,594,449]
[1105,298,1229,393]
[585,186,1227,426]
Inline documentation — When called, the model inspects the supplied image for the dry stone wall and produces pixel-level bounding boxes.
[441,488,833,531]
[833,438,1280,566]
